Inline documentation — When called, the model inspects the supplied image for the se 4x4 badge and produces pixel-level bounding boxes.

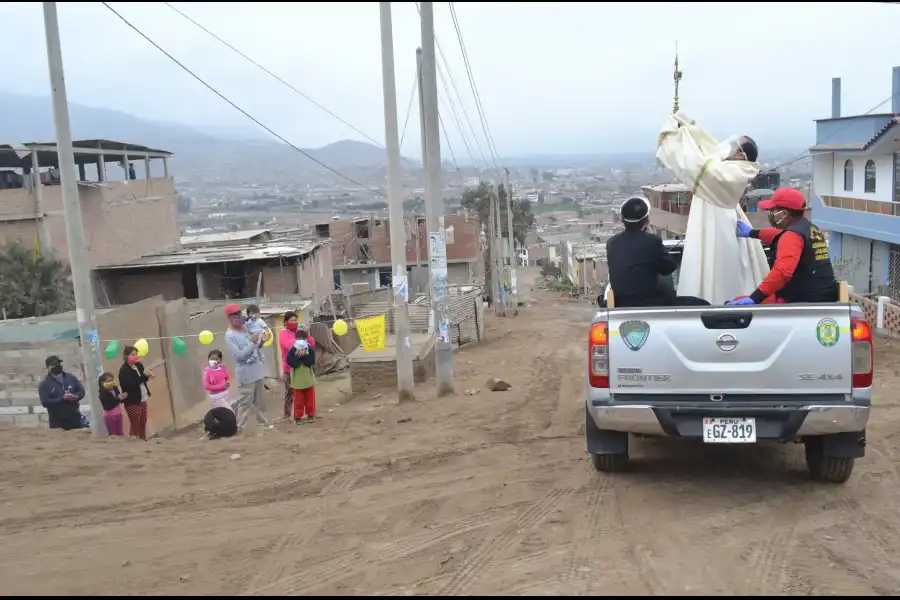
[619,320,650,351]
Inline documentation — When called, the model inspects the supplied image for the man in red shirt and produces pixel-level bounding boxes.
[727,188,837,306]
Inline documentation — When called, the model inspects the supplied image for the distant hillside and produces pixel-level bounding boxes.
[0,91,407,177]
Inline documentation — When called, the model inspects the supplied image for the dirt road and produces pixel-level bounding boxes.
[3,271,900,596]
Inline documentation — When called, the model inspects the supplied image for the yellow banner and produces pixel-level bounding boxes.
[356,314,386,352]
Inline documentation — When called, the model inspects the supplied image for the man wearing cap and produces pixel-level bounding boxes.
[729,188,837,305]
[606,196,709,308]
[38,355,86,430]
[224,304,272,430]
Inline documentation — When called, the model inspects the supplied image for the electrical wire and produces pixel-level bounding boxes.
[436,60,480,169]
[163,1,418,168]
[102,2,385,197]
[447,2,504,176]
[399,71,418,151]
[414,2,491,172]
[771,90,900,171]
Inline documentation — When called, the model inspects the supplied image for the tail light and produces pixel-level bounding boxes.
[850,316,874,388]
[589,321,609,388]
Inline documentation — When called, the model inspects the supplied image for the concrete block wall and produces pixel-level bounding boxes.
[349,344,435,396]
[0,339,86,427]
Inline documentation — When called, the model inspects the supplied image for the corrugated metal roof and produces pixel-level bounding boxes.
[642,183,690,193]
[95,240,323,270]
[180,228,271,246]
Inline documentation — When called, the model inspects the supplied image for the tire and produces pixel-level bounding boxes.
[590,452,629,473]
[805,440,855,484]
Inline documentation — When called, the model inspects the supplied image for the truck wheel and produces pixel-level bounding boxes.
[805,440,855,484]
[590,452,629,473]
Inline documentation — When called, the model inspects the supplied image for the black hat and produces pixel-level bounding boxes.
[620,196,651,223]
[45,355,62,368]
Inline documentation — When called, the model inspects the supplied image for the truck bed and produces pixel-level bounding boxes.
[607,304,853,396]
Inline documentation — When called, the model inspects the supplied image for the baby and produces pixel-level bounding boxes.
[244,304,269,338]
[244,304,272,363]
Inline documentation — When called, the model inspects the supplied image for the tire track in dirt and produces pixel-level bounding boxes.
[247,467,383,591]
[245,502,529,596]
[0,444,507,534]
[611,484,665,596]
[741,517,798,595]
[562,463,614,595]
[436,487,573,596]
[839,496,900,577]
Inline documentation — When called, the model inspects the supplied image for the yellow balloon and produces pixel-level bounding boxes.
[333,319,348,336]
[198,330,214,345]
[263,327,274,347]
[134,338,149,357]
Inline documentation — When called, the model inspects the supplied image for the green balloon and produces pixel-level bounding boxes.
[104,340,119,360]
[172,336,188,356]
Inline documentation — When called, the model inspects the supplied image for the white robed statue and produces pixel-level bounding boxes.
[656,111,770,305]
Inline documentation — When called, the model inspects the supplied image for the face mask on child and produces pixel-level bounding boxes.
[208,360,220,369]
[248,315,259,322]
[103,380,116,389]
[293,339,309,350]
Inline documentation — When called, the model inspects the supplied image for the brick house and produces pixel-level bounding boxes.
[0,139,177,265]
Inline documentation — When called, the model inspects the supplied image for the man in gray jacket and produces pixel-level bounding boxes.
[224,303,273,430]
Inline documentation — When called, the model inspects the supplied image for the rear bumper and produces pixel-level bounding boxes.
[588,403,869,439]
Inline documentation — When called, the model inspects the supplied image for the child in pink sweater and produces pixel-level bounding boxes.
[202,349,232,411]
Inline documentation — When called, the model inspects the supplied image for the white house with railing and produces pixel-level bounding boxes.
[810,66,900,297]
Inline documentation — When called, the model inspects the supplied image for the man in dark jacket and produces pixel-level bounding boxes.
[37,355,86,430]
[606,196,709,308]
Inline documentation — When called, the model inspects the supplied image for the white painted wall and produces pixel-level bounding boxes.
[812,154,834,198]
[836,233,873,292]
[830,153,894,202]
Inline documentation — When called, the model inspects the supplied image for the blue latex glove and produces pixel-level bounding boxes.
[726,297,756,306]
[735,221,753,238]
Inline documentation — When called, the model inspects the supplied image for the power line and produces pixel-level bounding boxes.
[771,91,899,171]
[102,2,385,197]
[438,107,465,183]
[414,2,490,171]
[399,71,418,151]
[447,2,504,177]
[163,1,413,168]
[436,60,480,168]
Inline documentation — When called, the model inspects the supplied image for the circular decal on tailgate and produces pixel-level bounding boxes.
[816,318,839,348]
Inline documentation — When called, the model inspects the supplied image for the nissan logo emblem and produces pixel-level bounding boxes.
[716,334,738,352]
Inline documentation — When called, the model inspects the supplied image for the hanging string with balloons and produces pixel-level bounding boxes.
[96,316,383,361]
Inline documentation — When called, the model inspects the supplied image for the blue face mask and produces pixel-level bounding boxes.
[231,316,245,327]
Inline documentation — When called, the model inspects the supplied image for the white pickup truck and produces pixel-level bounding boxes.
[587,241,874,483]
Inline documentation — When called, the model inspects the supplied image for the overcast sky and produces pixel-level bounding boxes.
[1,2,899,158]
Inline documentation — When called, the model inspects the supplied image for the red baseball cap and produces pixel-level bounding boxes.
[757,188,805,211]
[224,303,241,317]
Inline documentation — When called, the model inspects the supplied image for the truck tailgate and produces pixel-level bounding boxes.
[608,304,854,395]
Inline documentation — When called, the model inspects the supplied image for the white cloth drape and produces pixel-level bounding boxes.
[656,111,770,305]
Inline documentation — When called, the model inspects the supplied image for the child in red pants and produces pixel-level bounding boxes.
[286,330,317,423]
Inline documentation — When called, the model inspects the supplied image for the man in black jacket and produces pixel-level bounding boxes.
[37,355,86,430]
[606,196,709,308]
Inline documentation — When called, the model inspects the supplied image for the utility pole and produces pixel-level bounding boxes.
[419,2,454,396]
[42,2,106,437]
[504,169,518,316]
[379,2,415,403]
[492,184,506,317]
[488,186,501,317]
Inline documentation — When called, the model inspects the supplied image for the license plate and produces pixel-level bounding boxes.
[702,417,756,444]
